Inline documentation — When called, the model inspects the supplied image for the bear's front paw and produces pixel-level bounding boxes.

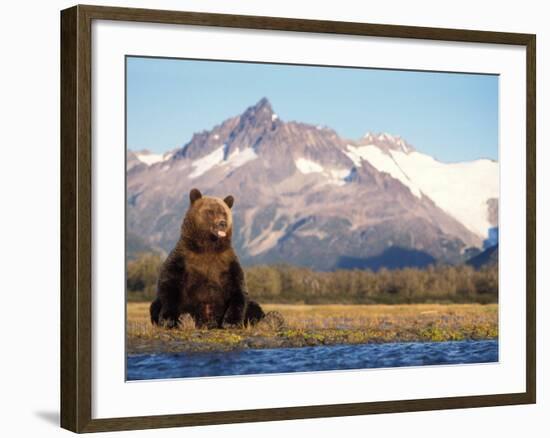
[159,315,180,329]
[222,313,244,329]
[222,321,243,329]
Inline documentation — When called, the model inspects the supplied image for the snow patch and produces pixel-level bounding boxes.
[226,147,258,168]
[189,145,226,178]
[297,229,328,240]
[329,168,351,180]
[295,158,324,174]
[242,207,258,244]
[189,145,258,178]
[377,133,393,142]
[344,146,363,167]
[135,152,165,166]
[345,144,422,197]
[272,113,278,121]
[295,158,352,186]
[327,168,351,186]
[248,229,285,256]
[246,210,285,256]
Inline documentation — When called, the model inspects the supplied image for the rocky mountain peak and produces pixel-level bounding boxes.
[359,132,416,155]
[239,97,277,126]
[171,98,279,165]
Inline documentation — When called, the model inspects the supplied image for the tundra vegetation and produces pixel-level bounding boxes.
[126,252,498,354]
[127,252,498,305]
[127,302,498,354]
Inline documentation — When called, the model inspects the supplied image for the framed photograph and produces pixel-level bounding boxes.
[60,4,536,433]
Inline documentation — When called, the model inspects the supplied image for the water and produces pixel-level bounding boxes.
[127,340,498,381]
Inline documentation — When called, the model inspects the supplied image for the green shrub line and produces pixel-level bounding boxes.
[126,252,498,305]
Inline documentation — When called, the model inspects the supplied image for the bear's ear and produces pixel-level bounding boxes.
[223,195,234,209]
[189,188,202,205]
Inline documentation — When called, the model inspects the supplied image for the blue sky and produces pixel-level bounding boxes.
[127,56,498,162]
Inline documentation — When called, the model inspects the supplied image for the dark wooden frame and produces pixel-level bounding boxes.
[61,4,536,433]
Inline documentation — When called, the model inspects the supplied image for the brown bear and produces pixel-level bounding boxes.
[149,188,266,329]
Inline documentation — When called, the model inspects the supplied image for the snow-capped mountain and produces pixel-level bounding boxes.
[130,149,175,167]
[344,135,499,238]
[127,98,498,270]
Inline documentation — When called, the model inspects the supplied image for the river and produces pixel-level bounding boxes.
[127,339,498,380]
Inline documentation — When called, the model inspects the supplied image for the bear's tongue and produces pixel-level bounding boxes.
[217,230,226,238]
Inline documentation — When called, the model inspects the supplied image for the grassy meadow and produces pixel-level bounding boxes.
[126,253,498,354]
[127,302,498,354]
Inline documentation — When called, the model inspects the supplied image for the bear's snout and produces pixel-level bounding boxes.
[214,219,228,238]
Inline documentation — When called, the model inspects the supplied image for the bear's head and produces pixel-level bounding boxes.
[181,188,234,250]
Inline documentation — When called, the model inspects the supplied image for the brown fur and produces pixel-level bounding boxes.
[150,188,264,329]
